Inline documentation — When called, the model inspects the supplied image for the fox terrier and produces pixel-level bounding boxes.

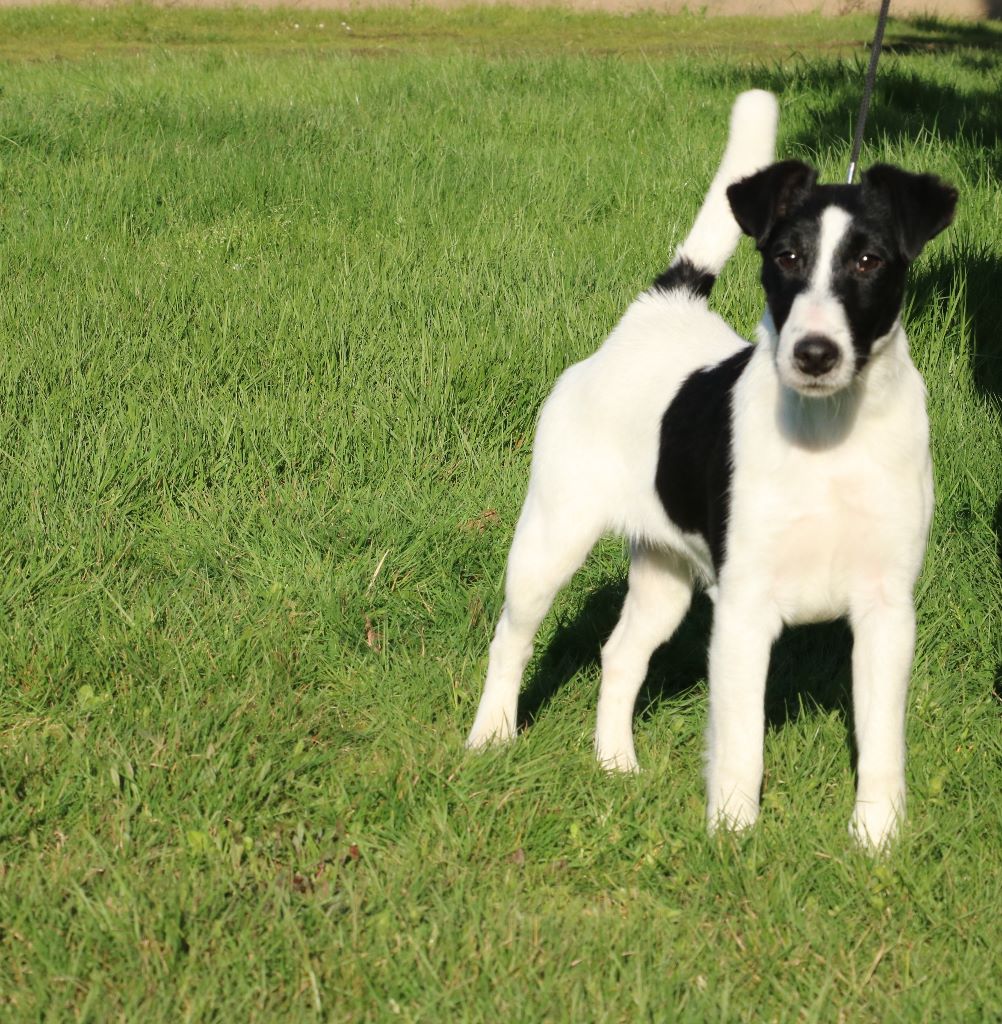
[466,90,957,849]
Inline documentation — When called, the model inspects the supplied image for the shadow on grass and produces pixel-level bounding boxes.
[909,243,1002,708]
[518,581,854,740]
[808,65,998,178]
[517,578,626,729]
[995,494,1002,704]
[517,584,716,732]
[961,254,1002,402]
[908,247,1002,401]
[767,621,853,732]
[700,21,1002,178]
[883,16,1002,51]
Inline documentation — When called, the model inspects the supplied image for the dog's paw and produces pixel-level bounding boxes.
[706,791,759,835]
[850,799,903,852]
[465,710,517,750]
[595,744,640,774]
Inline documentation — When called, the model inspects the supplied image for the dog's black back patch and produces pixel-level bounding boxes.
[655,345,753,571]
[652,258,715,300]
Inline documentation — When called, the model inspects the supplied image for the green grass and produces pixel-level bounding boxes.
[0,5,1000,1021]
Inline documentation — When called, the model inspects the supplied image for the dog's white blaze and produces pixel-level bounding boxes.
[809,205,852,293]
[776,205,855,395]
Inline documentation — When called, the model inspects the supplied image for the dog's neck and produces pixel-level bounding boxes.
[755,316,912,451]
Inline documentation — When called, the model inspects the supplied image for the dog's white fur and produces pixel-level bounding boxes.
[467,91,932,849]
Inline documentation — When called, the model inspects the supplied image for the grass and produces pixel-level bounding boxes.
[0,5,999,1021]
[3,3,1002,60]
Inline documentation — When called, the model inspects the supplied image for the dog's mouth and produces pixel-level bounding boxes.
[787,376,848,398]
[777,360,858,399]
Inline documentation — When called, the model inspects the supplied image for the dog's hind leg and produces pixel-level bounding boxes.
[466,494,603,749]
[595,544,693,772]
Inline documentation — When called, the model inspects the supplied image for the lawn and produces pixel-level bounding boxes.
[0,5,1000,1021]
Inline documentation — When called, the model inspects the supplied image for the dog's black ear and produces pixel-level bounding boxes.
[862,164,958,262]
[726,160,818,247]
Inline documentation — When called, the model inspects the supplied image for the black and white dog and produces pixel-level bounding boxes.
[466,91,957,848]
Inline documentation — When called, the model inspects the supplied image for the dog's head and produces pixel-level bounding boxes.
[727,161,957,397]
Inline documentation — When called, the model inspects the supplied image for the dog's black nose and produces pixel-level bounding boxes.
[793,336,841,377]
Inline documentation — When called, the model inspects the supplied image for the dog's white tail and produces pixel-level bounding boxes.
[653,90,778,298]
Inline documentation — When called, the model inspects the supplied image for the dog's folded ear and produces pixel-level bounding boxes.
[862,164,958,262]
[726,160,818,247]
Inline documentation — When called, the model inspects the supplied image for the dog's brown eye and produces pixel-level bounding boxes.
[775,251,799,271]
[856,253,884,273]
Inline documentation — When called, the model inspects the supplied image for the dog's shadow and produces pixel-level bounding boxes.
[909,251,1002,704]
[909,249,1002,399]
[518,583,854,743]
[517,579,627,728]
[995,494,1002,703]
[517,581,718,731]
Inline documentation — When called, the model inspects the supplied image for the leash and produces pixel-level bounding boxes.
[846,0,893,185]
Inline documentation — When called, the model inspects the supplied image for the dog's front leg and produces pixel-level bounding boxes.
[705,597,780,832]
[849,600,914,850]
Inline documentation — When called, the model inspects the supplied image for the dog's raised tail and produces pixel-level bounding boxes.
[653,90,778,299]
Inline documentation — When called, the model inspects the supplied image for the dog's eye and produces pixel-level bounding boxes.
[855,253,884,273]
[775,251,799,271]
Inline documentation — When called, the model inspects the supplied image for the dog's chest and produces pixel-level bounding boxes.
[728,400,932,623]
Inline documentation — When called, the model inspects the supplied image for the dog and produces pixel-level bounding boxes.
[466,90,957,849]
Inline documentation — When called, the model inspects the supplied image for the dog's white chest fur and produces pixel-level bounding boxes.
[727,332,933,625]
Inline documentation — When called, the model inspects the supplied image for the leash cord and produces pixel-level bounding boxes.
[846,0,893,185]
